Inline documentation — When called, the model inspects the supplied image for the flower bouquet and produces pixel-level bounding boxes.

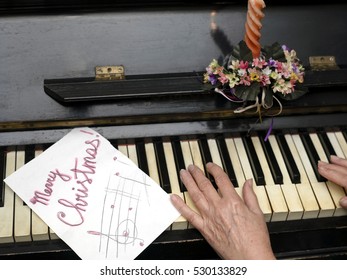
[203,40,308,115]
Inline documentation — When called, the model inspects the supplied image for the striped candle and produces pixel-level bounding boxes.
[244,0,266,58]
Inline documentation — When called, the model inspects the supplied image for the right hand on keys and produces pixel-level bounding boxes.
[318,155,347,209]
[170,162,276,260]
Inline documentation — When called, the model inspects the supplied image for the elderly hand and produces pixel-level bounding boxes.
[170,162,275,260]
[318,155,347,209]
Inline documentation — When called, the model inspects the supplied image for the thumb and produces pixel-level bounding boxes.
[242,179,262,215]
[340,196,347,209]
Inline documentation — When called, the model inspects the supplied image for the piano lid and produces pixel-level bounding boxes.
[0,2,347,130]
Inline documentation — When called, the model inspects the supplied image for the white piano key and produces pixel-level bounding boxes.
[207,138,224,169]
[144,142,160,186]
[14,148,32,242]
[335,131,347,158]
[310,133,347,216]
[233,137,272,222]
[284,134,320,219]
[180,139,200,229]
[163,140,188,230]
[31,147,50,241]
[127,142,138,166]
[267,135,303,220]
[327,131,346,159]
[292,134,335,218]
[251,136,288,221]
[224,137,246,191]
[0,148,15,243]
[188,140,205,174]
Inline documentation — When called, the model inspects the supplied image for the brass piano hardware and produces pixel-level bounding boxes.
[309,56,339,71]
[95,65,125,80]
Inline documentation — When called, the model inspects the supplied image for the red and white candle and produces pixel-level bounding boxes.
[244,0,266,58]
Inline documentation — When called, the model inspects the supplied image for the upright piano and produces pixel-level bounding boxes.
[1,0,347,260]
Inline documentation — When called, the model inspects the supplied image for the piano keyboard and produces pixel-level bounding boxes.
[1,128,347,244]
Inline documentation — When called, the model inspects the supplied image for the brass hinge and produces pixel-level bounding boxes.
[309,56,339,71]
[95,65,125,80]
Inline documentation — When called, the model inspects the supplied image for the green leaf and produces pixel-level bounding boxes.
[230,40,253,62]
[263,88,274,108]
[234,83,261,101]
[262,42,285,61]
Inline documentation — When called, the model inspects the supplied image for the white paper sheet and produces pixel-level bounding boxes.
[4,127,180,260]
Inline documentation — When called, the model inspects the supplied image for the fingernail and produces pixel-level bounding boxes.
[179,169,188,179]
[340,197,347,209]
[188,164,195,172]
[245,178,253,187]
[318,160,328,166]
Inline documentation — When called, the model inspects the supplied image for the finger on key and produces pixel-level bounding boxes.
[206,162,240,200]
[185,164,221,205]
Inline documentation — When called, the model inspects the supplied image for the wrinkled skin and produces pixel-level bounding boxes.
[170,162,275,260]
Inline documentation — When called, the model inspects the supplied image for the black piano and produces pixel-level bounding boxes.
[1,0,347,260]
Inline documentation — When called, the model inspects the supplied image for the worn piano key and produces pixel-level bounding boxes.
[0,147,5,207]
[251,135,288,221]
[188,139,205,174]
[224,137,246,189]
[267,135,304,220]
[300,131,326,182]
[177,137,200,228]
[276,133,301,184]
[135,139,149,175]
[242,136,265,186]
[309,132,347,216]
[162,138,188,230]
[317,130,336,160]
[259,134,283,184]
[233,137,272,221]
[144,140,160,186]
[335,131,347,158]
[215,135,238,187]
[153,138,171,194]
[327,131,346,159]
[31,146,50,241]
[0,148,15,243]
[292,134,335,218]
[14,147,32,242]
[284,134,320,219]
[126,139,139,166]
[117,139,128,156]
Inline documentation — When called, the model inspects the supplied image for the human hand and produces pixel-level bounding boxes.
[318,155,347,208]
[170,162,275,260]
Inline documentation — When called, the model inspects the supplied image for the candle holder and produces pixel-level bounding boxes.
[203,40,307,117]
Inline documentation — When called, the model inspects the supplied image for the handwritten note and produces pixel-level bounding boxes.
[4,128,180,259]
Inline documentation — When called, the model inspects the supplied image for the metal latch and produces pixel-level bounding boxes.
[309,56,339,71]
[95,65,125,80]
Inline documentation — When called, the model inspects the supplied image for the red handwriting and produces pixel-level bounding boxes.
[30,169,71,205]
[57,138,100,226]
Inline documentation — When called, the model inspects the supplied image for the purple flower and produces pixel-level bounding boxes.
[208,74,218,85]
[282,45,290,51]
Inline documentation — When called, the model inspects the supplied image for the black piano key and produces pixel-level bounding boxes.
[242,136,265,186]
[0,147,5,207]
[109,139,118,149]
[342,127,347,143]
[276,133,301,184]
[135,139,149,176]
[153,138,172,193]
[259,133,283,184]
[300,131,326,182]
[198,135,216,188]
[317,130,336,160]
[24,144,36,163]
[171,136,187,192]
[215,135,238,187]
